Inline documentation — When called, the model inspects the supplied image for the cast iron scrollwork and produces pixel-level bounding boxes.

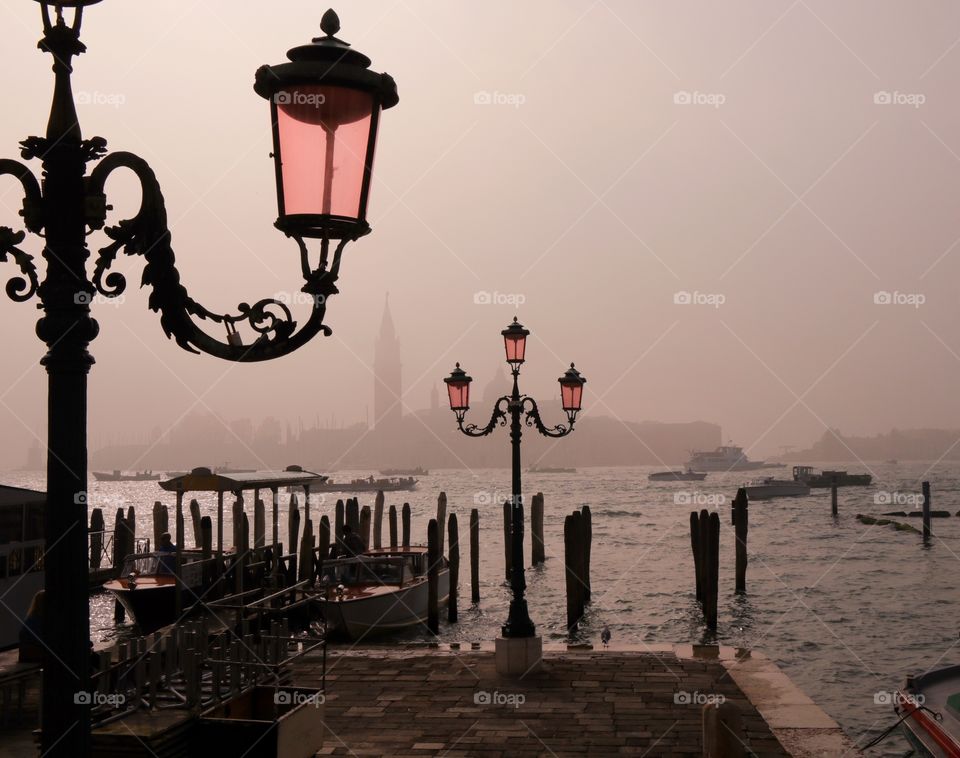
[0,159,42,303]
[521,396,572,438]
[85,150,351,362]
[457,396,511,437]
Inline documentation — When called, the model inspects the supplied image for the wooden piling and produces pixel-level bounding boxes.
[448,513,460,623]
[733,488,748,594]
[90,508,104,569]
[346,498,360,533]
[502,501,512,582]
[152,501,164,547]
[289,502,300,577]
[335,499,344,545]
[531,492,545,565]
[389,505,398,549]
[702,701,746,758]
[470,508,480,604]
[298,518,313,582]
[112,507,126,622]
[402,503,411,547]
[254,498,265,555]
[698,508,709,610]
[923,481,931,545]
[200,516,212,560]
[360,505,371,549]
[427,519,439,634]
[437,492,447,556]
[705,512,720,630]
[690,511,702,601]
[581,504,592,602]
[373,490,384,550]
[831,480,838,517]
[318,515,331,566]
[189,499,202,549]
[564,512,582,630]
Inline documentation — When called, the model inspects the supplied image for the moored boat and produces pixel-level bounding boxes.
[314,476,417,493]
[317,547,449,640]
[92,470,160,482]
[743,477,810,500]
[792,466,872,487]
[896,666,960,757]
[648,469,707,482]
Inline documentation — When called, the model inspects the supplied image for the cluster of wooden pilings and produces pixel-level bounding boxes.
[689,489,748,631]
[563,505,592,631]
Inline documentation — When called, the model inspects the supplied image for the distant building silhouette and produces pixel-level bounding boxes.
[373,294,403,433]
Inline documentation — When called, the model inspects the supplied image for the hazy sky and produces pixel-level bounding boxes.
[2,1,960,467]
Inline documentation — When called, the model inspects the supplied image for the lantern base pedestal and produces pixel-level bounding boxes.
[494,635,542,676]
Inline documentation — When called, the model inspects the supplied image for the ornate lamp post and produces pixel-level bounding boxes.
[0,3,396,754]
[444,319,585,665]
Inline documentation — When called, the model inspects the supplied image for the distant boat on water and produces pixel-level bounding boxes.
[92,470,160,482]
[528,465,576,474]
[743,477,810,500]
[648,469,707,482]
[793,466,871,487]
[315,476,418,493]
[379,466,429,477]
[686,443,780,472]
[885,459,899,465]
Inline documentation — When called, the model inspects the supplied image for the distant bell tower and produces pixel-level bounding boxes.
[374,293,403,431]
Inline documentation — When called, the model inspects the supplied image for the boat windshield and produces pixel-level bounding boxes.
[122,554,160,576]
[322,558,405,586]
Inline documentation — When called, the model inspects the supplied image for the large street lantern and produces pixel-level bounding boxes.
[254,9,398,240]
[445,319,585,671]
[1,4,396,755]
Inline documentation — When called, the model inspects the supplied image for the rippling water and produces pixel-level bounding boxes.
[7,462,959,755]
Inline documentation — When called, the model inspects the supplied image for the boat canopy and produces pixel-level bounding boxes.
[159,465,328,494]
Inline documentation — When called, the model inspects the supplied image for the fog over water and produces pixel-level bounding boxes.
[3,2,960,469]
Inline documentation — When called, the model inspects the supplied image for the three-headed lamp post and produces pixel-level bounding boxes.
[444,319,585,667]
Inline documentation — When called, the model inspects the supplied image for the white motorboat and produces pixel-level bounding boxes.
[743,477,810,500]
[686,443,781,472]
[317,547,449,640]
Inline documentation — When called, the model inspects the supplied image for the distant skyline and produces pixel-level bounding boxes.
[3,2,960,471]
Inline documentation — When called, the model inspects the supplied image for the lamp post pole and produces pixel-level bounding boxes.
[2,5,396,755]
[445,320,586,639]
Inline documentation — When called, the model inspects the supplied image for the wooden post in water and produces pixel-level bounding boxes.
[152,501,163,547]
[298,518,313,582]
[581,504,592,602]
[531,492,545,565]
[318,515,331,567]
[448,513,460,623]
[216,492,224,566]
[200,517,212,561]
[401,503,411,547]
[346,498,360,533]
[288,500,301,580]
[690,511,702,601]
[388,505,398,549]
[334,499,344,546]
[427,519,439,634]
[733,488,748,594]
[436,492,447,556]
[564,513,580,630]
[175,492,184,615]
[923,481,932,545]
[502,500,512,582]
[705,511,720,630]
[360,506,371,549]
[831,478,838,517]
[90,508,103,570]
[270,487,279,578]
[373,491,384,550]
[189,499,202,549]
[470,508,480,604]
[113,507,126,621]
[253,497,265,556]
[698,509,710,613]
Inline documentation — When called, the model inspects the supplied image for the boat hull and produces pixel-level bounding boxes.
[649,471,707,481]
[319,570,450,640]
[744,483,810,500]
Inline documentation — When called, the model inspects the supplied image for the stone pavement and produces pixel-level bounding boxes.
[289,644,852,757]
